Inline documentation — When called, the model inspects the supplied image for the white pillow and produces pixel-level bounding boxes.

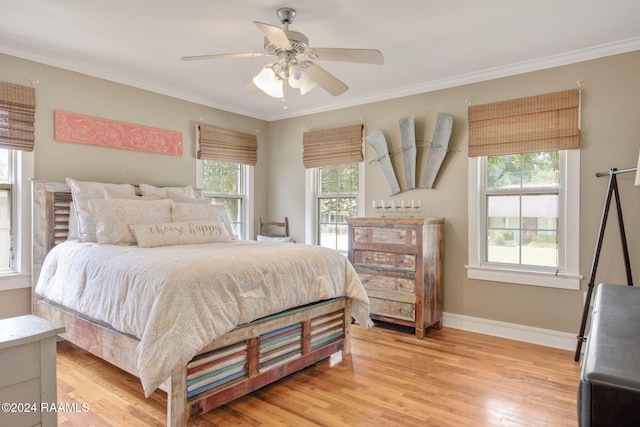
[256,234,293,243]
[88,198,173,245]
[67,202,79,240]
[104,186,162,200]
[257,235,294,243]
[130,221,231,248]
[66,178,137,242]
[166,190,210,204]
[139,183,194,199]
[171,203,237,240]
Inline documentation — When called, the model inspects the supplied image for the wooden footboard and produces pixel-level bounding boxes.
[35,296,351,426]
[31,180,353,426]
[179,297,350,423]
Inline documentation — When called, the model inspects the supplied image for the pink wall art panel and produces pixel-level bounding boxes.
[54,110,183,156]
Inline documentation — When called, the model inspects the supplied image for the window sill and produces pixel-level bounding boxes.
[465,265,582,290]
[0,273,31,291]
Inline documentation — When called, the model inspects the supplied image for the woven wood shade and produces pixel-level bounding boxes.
[197,124,257,166]
[0,82,36,152]
[303,124,364,168]
[468,89,580,157]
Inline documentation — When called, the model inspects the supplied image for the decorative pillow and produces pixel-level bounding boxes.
[171,203,237,240]
[257,235,295,243]
[88,198,173,245]
[104,186,162,200]
[130,221,231,248]
[166,190,210,204]
[139,183,194,199]
[66,178,137,242]
[67,202,79,240]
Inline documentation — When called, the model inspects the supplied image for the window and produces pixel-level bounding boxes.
[0,81,36,286]
[466,89,581,289]
[483,151,560,268]
[0,147,33,289]
[316,163,359,254]
[196,124,257,240]
[201,160,248,239]
[467,150,581,289]
[302,123,365,250]
[0,149,12,271]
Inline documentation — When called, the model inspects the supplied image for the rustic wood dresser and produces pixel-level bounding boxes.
[346,217,444,338]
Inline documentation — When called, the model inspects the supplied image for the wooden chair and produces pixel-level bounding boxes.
[259,217,290,238]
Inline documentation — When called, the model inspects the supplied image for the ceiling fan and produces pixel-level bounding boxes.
[181,7,384,98]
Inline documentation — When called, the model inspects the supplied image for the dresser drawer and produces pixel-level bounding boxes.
[353,226,416,246]
[353,250,416,271]
[358,273,416,294]
[369,297,415,321]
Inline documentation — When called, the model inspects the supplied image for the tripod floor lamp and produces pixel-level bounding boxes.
[574,152,640,362]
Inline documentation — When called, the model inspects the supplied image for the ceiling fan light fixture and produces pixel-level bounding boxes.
[184,7,383,99]
[287,62,310,89]
[299,79,318,95]
[253,65,284,98]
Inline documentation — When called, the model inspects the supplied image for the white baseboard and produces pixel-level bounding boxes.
[442,312,577,351]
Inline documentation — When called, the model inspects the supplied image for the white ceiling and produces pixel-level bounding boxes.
[2,0,640,121]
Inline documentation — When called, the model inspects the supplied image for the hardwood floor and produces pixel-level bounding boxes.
[56,324,581,426]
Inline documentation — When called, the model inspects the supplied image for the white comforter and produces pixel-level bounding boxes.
[35,240,371,396]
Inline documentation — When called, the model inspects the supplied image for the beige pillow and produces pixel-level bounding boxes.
[130,221,231,248]
[171,203,237,240]
[139,183,194,199]
[66,178,137,242]
[88,198,173,245]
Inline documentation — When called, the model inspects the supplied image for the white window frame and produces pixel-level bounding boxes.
[305,162,365,246]
[0,149,34,290]
[466,150,582,290]
[196,160,254,240]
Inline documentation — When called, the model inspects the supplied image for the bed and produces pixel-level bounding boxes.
[31,179,371,426]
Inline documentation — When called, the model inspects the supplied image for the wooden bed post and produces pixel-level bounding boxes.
[168,369,188,427]
[343,298,352,355]
[31,180,71,311]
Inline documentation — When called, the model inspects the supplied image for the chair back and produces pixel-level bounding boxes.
[259,217,290,238]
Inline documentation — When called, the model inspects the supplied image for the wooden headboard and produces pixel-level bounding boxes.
[32,180,73,291]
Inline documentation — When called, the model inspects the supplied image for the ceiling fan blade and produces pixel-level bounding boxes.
[309,48,384,65]
[254,22,292,50]
[181,52,267,61]
[304,63,348,96]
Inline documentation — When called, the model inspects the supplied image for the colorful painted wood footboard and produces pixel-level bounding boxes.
[31,180,352,426]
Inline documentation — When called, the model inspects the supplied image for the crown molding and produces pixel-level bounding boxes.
[3,37,640,122]
[268,36,640,120]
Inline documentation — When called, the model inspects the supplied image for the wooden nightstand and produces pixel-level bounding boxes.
[0,315,65,427]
